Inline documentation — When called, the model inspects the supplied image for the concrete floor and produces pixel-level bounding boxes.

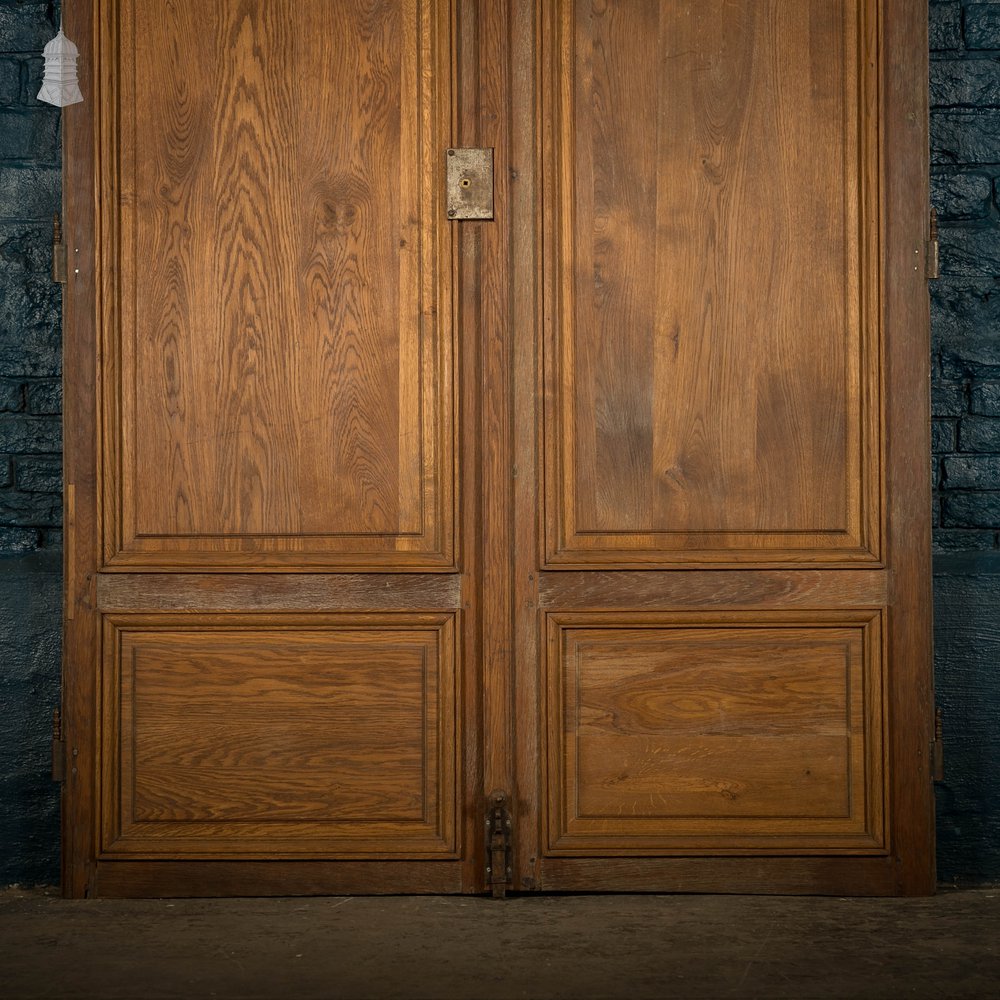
[1,888,998,1000]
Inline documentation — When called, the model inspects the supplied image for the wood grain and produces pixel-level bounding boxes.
[108,0,455,568]
[102,613,457,856]
[64,0,933,898]
[545,612,885,853]
[96,573,463,612]
[542,0,881,565]
[882,0,937,894]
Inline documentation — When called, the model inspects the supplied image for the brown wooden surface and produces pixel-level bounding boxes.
[97,573,463,612]
[882,0,937,894]
[104,0,455,569]
[64,0,934,897]
[101,614,457,856]
[92,860,465,898]
[62,0,100,900]
[542,0,880,566]
[545,613,884,853]
[510,0,931,894]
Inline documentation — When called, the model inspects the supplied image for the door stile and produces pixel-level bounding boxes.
[882,0,936,894]
[61,0,100,899]
[475,0,518,891]
[455,0,487,893]
[509,0,543,893]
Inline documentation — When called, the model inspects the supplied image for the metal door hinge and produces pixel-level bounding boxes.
[931,706,945,782]
[51,708,66,782]
[52,213,67,284]
[485,789,513,898]
[446,148,494,220]
[926,208,940,280]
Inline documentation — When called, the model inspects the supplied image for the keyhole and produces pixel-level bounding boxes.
[460,177,471,188]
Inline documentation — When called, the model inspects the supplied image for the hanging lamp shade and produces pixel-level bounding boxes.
[37,29,83,107]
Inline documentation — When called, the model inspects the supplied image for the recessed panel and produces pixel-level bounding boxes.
[545,612,885,853]
[542,0,880,565]
[101,614,457,856]
[106,0,455,568]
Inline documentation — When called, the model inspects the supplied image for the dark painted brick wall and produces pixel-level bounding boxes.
[930,0,1000,884]
[1,2,999,886]
[0,0,61,886]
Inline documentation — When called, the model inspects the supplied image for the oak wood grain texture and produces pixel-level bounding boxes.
[544,612,885,853]
[62,0,101,899]
[536,856,898,896]
[509,0,543,893]
[102,0,456,569]
[100,613,458,857]
[96,573,463,612]
[92,860,464,897]
[541,0,881,566]
[455,0,485,894]
[538,569,887,610]
[882,0,936,894]
[476,0,516,836]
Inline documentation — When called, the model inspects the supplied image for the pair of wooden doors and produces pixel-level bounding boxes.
[61,0,935,897]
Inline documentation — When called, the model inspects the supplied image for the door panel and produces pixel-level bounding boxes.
[542,0,880,565]
[544,612,884,853]
[107,0,455,568]
[101,614,457,857]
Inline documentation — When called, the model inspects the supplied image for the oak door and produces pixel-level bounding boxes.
[62,0,935,897]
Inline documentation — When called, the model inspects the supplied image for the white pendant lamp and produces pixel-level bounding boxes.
[37,26,83,108]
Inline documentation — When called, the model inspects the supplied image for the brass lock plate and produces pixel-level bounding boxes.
[446,147,494,220]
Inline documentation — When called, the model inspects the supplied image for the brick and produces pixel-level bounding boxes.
[932,381,967,416]
[0,108,59,161]
[942,490,1000,527]
[0,57,18,105]
[933,528,998,552]
[940,335,1000,378]
[0,4,57,55]
[939,227,1000,277]
[0,378,22,411]
[933,418,958,453]
[25,380,59,414]
[0,414,60,453]
[21,54,45,107]
[931,282,1000,341]
[971,381,1000,414]
[931,59,1000,107]
[14,456,60,493]
[931,171,993,219]
[932,110,1000,163]
[0,489,61,526]
[960,415,1000,451]
[40,527,61,549]
[0,220,53,272]
[0,223,61,378]
[966,4,1000,51]
[930,2,963,51]
[0,524,37,553]
[0,456,11,488]
[0,164,59,220]
[944,455,1000,487]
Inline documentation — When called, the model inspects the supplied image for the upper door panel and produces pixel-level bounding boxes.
[102,0,456,570]
[542,0,881,567]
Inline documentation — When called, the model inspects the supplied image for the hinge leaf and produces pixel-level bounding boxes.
[926,207,940,281]
[51,707,66,782]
